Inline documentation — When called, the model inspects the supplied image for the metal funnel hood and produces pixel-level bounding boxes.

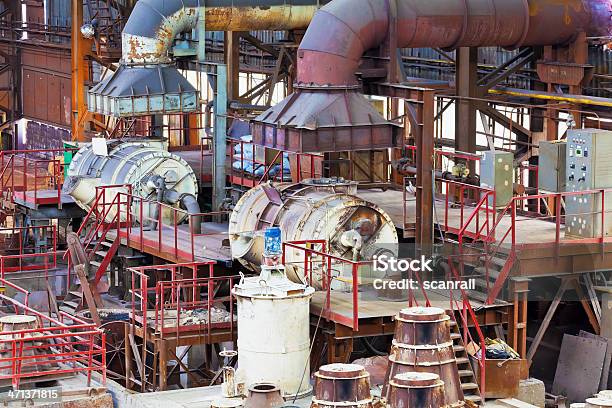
[251,86,400,153]
[88,64,198,117]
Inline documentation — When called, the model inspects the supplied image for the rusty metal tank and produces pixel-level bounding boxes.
[228,178,398,289]
[387,372,446,408]
[384,306,465,407]
[312,363,374,408]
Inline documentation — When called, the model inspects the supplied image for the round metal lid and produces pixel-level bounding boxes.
[398,306,448,322]
[317,363,366,379]
[392,372,441,387]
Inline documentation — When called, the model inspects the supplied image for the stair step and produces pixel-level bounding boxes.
[458,369,474,378]
[453,345,466,353]
[62,300,79,308]
[465,395,483,402]
[451,333,462,340]
[90,260,102,268]
[456,357,470,365]
[95,250,109,258]
[100,241,113,248]
[59,305,77,313]
[473,267,501,280]
[461,382,479,391]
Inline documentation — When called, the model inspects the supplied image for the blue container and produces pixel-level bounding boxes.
[264,227,282,256]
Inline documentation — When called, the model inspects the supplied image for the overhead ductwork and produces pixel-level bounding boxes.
[252,0,612,152]
[88,0,330,117]
[122,0,331,65]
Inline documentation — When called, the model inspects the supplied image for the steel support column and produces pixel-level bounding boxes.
[415,90,435,251]
[213,64,228,211]
[454,47,478,174]
[71,0,93,141]
[224,32,242,102]
[508,278,530,358]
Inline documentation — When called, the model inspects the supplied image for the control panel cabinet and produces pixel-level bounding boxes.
[566,129,612,238]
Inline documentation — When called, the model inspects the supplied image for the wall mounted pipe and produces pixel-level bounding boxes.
[122,0,330,64]
[296,0,612,87]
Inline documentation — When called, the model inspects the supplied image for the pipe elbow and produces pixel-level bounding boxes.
[180,194,202,235]
[296,0,389,86]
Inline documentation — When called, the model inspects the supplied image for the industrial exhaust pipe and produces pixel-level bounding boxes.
[253,0,612,152]
[122,0,330,64]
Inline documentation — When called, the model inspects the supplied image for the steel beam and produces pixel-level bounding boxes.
[454,47,478,174]
[213,64,228,211]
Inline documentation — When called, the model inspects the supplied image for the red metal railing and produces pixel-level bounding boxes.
[73,187,231,263]
[447,259,487,399]
[281,240,487,399]
[474,188,612,303]
[281,240,432,330]
[229,138,322,187]
[0,148,74,207]
[117,193,229,262]
[0,284,106,389]
[404,145,482,168]
[0,225,58,273]
[403,177,496,243]
[128,262,237,341]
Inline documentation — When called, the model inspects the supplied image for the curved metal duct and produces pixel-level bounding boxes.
[297,0,612,87]
[122,0,330,64]
[253,0,612,152]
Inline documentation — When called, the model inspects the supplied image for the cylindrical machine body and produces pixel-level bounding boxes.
[387,372,446,408]
[311,364,374,408]
[234,286,314,398]
[64,139,198,224]
[384,307,465,407]
[229,179,398,289]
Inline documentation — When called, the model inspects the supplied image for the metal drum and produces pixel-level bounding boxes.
[384,307,464,407]
[387,372,446,408]
[312,364,374,408]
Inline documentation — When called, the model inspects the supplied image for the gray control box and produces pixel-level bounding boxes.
[481,150,514,208]
[538,140,566,192]
[565,129,612,238]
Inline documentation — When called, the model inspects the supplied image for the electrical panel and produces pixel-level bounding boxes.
[480,150,514,208]
[538,140,566,192]
[565,129,612,238]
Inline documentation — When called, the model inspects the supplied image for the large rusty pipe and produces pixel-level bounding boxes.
[122,0,330,64]
[297,0,612,86]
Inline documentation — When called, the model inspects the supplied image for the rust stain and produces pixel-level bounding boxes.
[529,0,585,16]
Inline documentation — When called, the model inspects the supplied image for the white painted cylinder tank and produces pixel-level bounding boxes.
[232,268,314,398]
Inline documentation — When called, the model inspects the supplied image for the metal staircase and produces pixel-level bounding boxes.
[450,319,482,405]
[60,191,124,321]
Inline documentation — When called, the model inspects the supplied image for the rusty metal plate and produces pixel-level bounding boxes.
[553,334,607,403]
[580,330,612,391]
